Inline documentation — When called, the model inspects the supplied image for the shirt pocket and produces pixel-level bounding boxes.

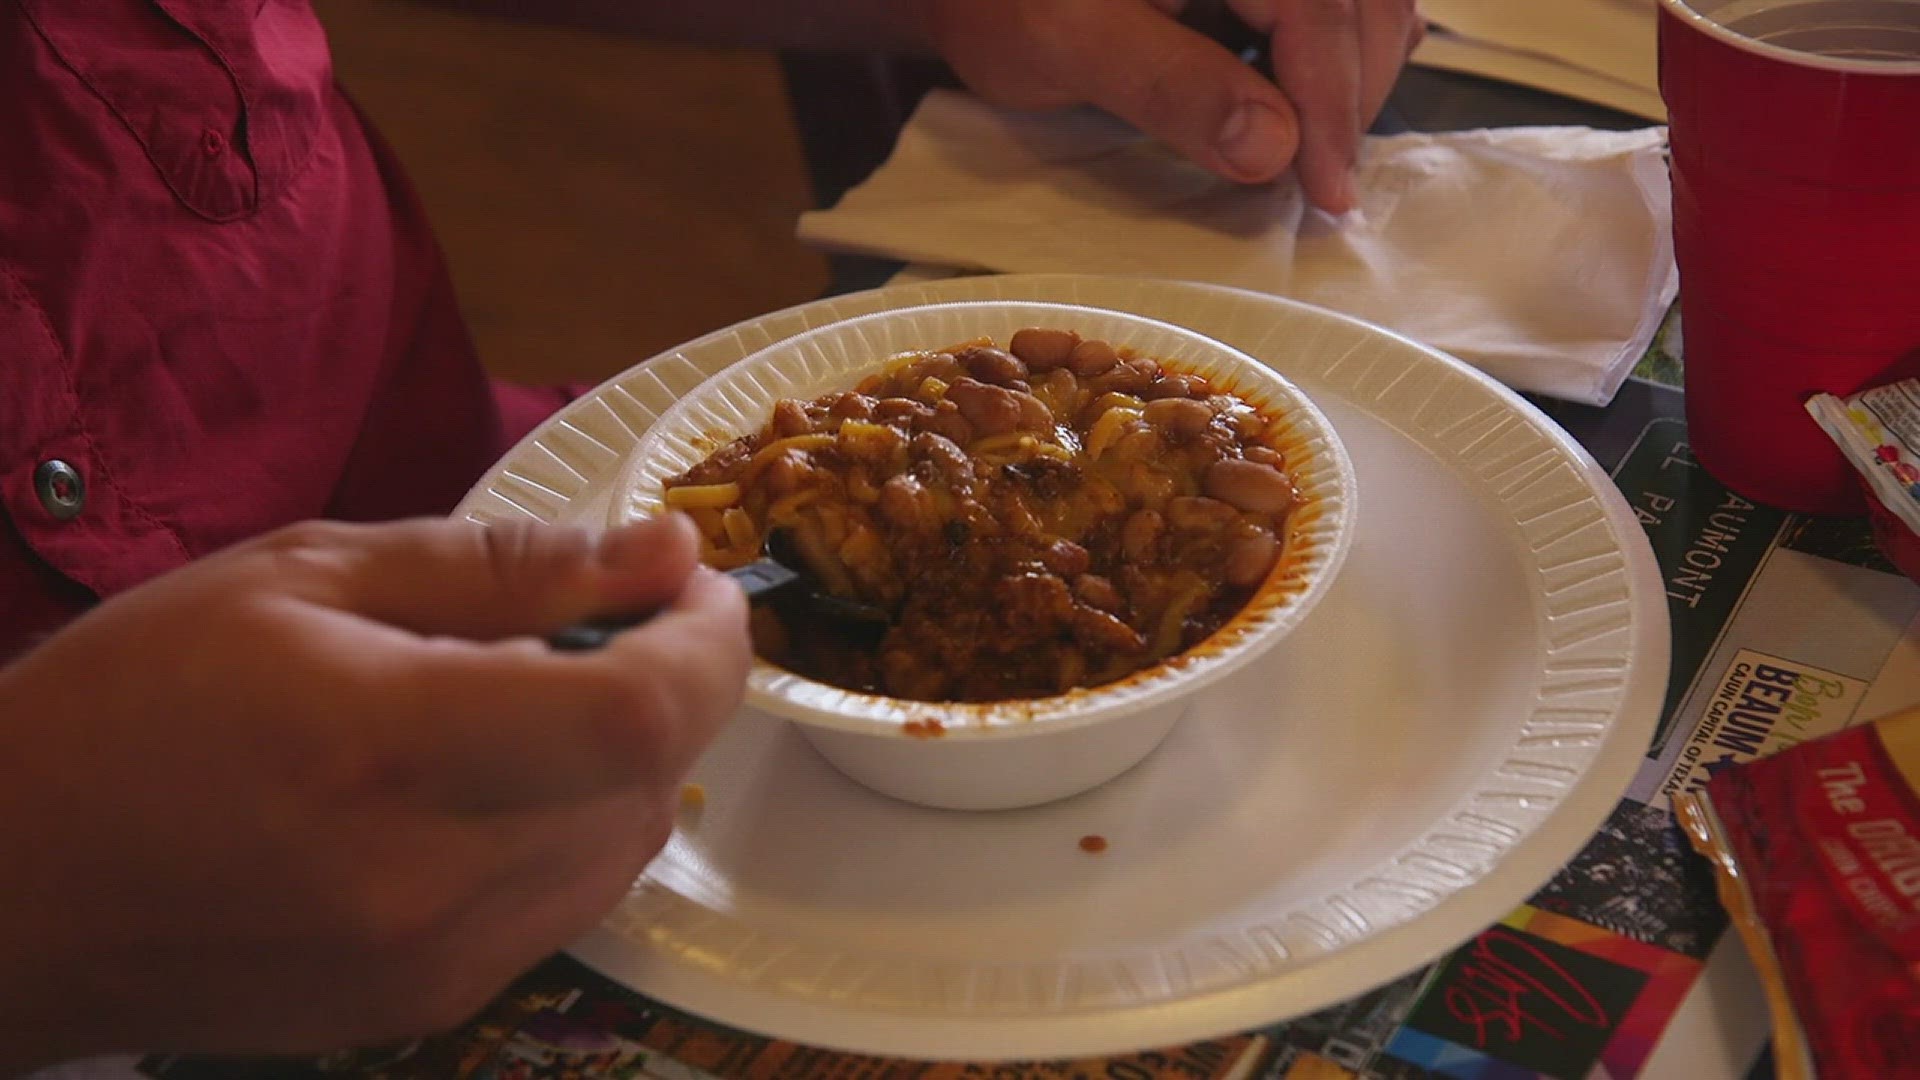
[18,0,274,221]
[0,262,196,600]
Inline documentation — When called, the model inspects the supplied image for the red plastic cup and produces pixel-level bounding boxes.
[1658,0,1920,514]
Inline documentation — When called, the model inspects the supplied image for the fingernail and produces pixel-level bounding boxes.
[1217,101,1295,182]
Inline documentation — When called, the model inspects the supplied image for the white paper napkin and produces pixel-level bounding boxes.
[799,90,1677,406]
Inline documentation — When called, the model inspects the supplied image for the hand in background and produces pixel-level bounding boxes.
[925,0,1423,211]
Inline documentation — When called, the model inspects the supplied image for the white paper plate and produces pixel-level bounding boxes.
[455,274,1669,1062]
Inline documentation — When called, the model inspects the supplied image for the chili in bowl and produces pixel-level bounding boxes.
[612,302,1356,810]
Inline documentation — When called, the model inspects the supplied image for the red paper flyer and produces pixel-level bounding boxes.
[1679,705,1920,1079]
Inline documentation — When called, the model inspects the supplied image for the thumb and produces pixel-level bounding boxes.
[1067,1,1302,184]
[313,515,703,640]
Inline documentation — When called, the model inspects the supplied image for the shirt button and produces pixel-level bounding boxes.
[34,459,85,521]
[201,128,226,157]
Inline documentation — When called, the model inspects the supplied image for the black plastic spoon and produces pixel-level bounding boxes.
[545,532,890,653]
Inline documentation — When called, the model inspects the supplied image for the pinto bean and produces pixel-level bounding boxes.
[960,497,997,532]
[960,346,1028,386]
[1142,373,1209,400]
[1031,367,1083,420]
[675,440,749,486]
[878,473,940,529]
[1116,564,1155,602]
[1074,573,1125,613]
[1115,462,1177,503]
[1121,508,1164,562]
[762,448,815,496]
[944,377,1024,437]
[997,572,1077,631]
[923,400,975,445]
[771,399,813,438]
[1066,338,1120,376]
[1038,538,1092,578]
[1205,459,1296,515]
[827,392,877,420]
[1142,396,1214,438]
[1243,444,1287,470]
[946,377,1054,437]
[1034,367,1079,396]
[912,431,973,482]
[997,488,1044,536]
[1224,530,1280,587]
[1166,495,1241,531]
[1091,357,1159,395]
[1014,389,1054,432]
[1010,327,1081,371]
[1072,607,1147,653]
[875,397,935,425]
[1227,409,1266,438]
[837,421,906,468]
[1110,424,1163,462]
[901,352,965,386]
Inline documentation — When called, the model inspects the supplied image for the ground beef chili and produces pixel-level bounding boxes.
[663,329,1300,703]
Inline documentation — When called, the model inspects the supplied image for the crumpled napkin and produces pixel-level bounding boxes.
[799,89,1677,406]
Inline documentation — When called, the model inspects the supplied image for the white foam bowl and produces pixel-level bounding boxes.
[611,302,1357,810]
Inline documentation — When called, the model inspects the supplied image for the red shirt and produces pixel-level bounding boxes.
[0,1,571,658]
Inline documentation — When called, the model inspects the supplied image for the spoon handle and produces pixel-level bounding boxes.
[545,558,799,653]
